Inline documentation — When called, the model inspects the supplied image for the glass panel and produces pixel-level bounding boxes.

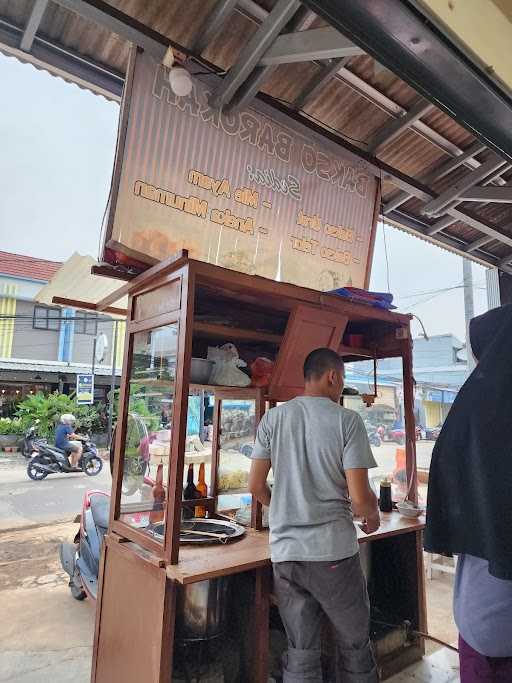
[342,361,424,504]
[181,391,214,519]
[217,399,256,515]
[74,311,85,334]
[85,314,98,335]
[33,306,48,330]
[118,324,178,543]
[47,308,60,331]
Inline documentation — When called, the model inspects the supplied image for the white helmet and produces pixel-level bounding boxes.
[61,413,76,425]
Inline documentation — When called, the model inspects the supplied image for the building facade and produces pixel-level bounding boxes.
[0,251,123,415]
[351,334,469,429]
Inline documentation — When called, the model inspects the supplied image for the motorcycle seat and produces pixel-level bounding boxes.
[90,494,110,530]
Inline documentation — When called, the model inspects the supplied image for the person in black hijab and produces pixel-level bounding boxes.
[425,304,512,681]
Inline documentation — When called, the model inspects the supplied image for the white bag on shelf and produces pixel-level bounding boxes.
[207,343,251,387]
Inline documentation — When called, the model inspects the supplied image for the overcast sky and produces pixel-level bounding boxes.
[0,53,488,342]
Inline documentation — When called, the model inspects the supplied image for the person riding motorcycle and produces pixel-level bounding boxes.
[55,414,83,468]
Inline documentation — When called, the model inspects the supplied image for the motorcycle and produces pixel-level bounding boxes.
[60,489,108,600]
[367,430,382,447]
[26,435,103,481]
[19,422,47,459]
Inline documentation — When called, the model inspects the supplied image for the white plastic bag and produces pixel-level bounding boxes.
[207,343,251,387]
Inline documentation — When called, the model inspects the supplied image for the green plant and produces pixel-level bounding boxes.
[109,387,160,433]
[75,402,107,435]
[15,392,108,438]
[0,417,23,436]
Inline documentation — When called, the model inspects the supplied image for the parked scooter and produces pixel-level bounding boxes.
[60,489,108,600]
[367,430,382,447]
[20,422,47,458]
[26,436,103,481]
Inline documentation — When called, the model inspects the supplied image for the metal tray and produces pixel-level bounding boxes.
[150,518,246,544]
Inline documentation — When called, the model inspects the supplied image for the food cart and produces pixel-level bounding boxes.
[88,250,425,682]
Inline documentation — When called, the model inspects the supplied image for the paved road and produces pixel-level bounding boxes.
[0,440,435,531]
[0,451,112,531]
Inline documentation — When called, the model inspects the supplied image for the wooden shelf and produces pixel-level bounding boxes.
[194,321,282,345]
[338,345,375,358]
[181,496,215,508]
[120,497,215,514]
[217,487,249,495]
[130,378,253,394]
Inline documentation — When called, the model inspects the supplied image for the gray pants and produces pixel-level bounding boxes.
[273,554,378,683]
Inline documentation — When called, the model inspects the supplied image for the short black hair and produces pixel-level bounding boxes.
[303,348,344,381]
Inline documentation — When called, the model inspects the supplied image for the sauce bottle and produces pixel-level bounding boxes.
[183,464,199,500]
[379,478,393,513]
[194,462,208,518]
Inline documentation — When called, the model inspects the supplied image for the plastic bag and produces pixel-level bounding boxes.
[250,357,274,387]
[208,343,251,387]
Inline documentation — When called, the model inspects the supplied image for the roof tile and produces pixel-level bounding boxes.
[0,251,62,282]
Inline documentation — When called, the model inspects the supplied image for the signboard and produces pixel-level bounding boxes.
[103,49,380,291]
[76,374,94,405]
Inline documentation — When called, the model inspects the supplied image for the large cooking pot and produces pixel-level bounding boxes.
[176,576,231,641]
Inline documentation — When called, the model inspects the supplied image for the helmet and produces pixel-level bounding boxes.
[60,413,76,425]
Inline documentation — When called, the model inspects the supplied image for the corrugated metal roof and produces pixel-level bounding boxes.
[35,252,128,312]
[2,0,512,272]
[0,357,120,376]
[0,250,62,282]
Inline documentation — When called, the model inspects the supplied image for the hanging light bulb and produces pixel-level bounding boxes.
[168,66,193,97]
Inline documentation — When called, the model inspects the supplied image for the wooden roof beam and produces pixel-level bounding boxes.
[52,296,127,316]
[95,249,189,312]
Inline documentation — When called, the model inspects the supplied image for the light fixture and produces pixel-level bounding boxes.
[169,67,193,97]
[162,46,193,97]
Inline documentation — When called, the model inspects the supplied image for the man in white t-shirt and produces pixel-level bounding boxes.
[249,347,379,682]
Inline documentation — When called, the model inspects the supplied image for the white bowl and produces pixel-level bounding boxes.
[190,358,214,384]
[396,502,423,518]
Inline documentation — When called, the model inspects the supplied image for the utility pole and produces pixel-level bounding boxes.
[463,258,475,372]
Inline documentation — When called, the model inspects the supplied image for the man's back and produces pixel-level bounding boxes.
[252,396,376,562]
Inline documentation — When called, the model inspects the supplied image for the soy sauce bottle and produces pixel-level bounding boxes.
[183,464,199,500]
[379,478,393,513]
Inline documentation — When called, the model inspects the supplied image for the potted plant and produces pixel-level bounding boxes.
[0,417,24,449]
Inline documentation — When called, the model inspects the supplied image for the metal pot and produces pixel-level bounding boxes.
[176,576,231,641]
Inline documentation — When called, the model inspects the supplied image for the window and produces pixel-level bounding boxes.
[75,311,98,335]
[33,306,60,331]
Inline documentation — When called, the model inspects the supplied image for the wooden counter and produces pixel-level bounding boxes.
[166,512,425,584]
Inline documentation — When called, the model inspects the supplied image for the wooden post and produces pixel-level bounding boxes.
[249,566,271,683]
[251,388,266,530]
[165,267,195,565]
[211,395,221,510]
[402,338,418,504]
[109,298,134,529]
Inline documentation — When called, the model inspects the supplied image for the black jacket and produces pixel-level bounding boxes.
[424,305,512,580]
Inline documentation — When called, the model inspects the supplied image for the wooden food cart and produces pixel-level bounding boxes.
[90,250,425,682]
